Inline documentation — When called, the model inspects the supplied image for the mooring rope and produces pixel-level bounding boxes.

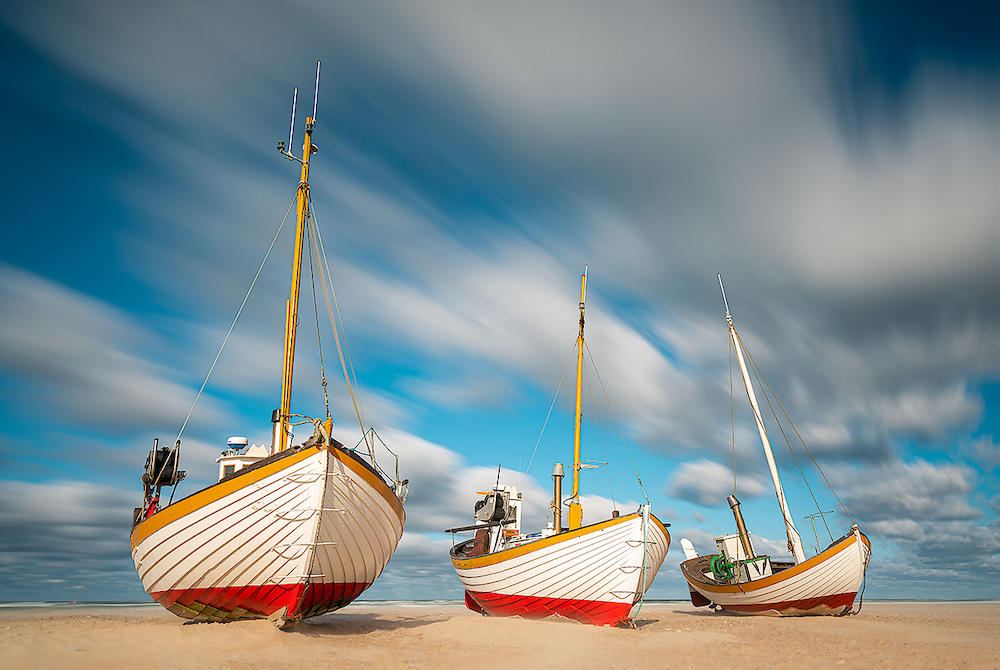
[630,504,650,626]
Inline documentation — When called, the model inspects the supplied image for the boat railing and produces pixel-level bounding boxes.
[289,414,407,501]
[350,427,408,502]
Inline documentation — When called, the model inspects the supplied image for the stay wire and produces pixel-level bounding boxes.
[525,341,578,475]
[742,334,830,541]
[766,373,857,525]
[733,327,856,526]
[584,341,649,504]
[305,215,330,419]
[736,328,844,536]
[310,199,373,457]
[175,193,297,444]
[167,460,179,505]
[306,206,372,459]
[585,358,617,512]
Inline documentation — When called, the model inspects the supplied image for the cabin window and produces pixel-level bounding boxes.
[223,464,236,477]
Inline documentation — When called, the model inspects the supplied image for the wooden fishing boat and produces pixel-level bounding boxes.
[129,65,406,627]
[681,528,869,615]
[452,508,670,625]
[679,276,870,616]
[448,270,671,626]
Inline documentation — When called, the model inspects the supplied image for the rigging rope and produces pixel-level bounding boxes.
[585,359,617,512]
[166,457,179,505]
[309,199,373,455]
[584,341,649,504]
[175,194,297,444]
[740,332,831,542]
[733,328,855,529]
[305,215,331,419]
[525,341,578,475]
[305,207,373,459]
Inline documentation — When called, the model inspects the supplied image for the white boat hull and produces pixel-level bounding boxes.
[130,443,404,622]
[680,528,870,616]
[451,511,670,626]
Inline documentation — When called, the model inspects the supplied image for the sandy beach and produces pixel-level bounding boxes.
[1,602,997,669]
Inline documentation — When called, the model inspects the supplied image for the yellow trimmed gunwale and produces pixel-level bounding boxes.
[682,531,869,594]
[452,511,670,570]
[130,443,404,550]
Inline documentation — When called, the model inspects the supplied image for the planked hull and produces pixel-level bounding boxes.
[451,511,670,626]
[680,528,870,616]
[130,443,404,623]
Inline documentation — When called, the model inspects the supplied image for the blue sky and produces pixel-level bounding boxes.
[1,1,998,602]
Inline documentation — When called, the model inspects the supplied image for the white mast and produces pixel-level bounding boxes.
[719,275,806,564]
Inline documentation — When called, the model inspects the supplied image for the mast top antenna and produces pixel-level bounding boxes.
[275,62,321,162]
[717,273,732,325]
[288,88,298,148]
[312,61,321,122]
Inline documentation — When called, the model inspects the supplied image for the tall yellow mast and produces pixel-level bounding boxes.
[568,268,587,530]
[277,113,315,452]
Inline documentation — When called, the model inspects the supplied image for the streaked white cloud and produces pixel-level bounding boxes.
[0,263,226,433]
[0,479,143,600]
[962,435,1000,472]
[667,459,767,507]
[832,458,980,522]
[873,383,981,438]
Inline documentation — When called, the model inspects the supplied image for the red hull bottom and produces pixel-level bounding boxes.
[719,591,857,615]
[151,581,370,622]
[465,590,633,626]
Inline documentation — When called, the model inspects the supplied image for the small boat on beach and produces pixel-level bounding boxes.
[129,65,406,627]
[679,275,870,616]
[447,270,671,626]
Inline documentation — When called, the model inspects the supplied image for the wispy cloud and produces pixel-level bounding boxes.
[0,263,226,433]
[667,459,767,507]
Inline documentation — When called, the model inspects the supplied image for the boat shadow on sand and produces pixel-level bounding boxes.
[286,613,446,636]
[177,613,444,635]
